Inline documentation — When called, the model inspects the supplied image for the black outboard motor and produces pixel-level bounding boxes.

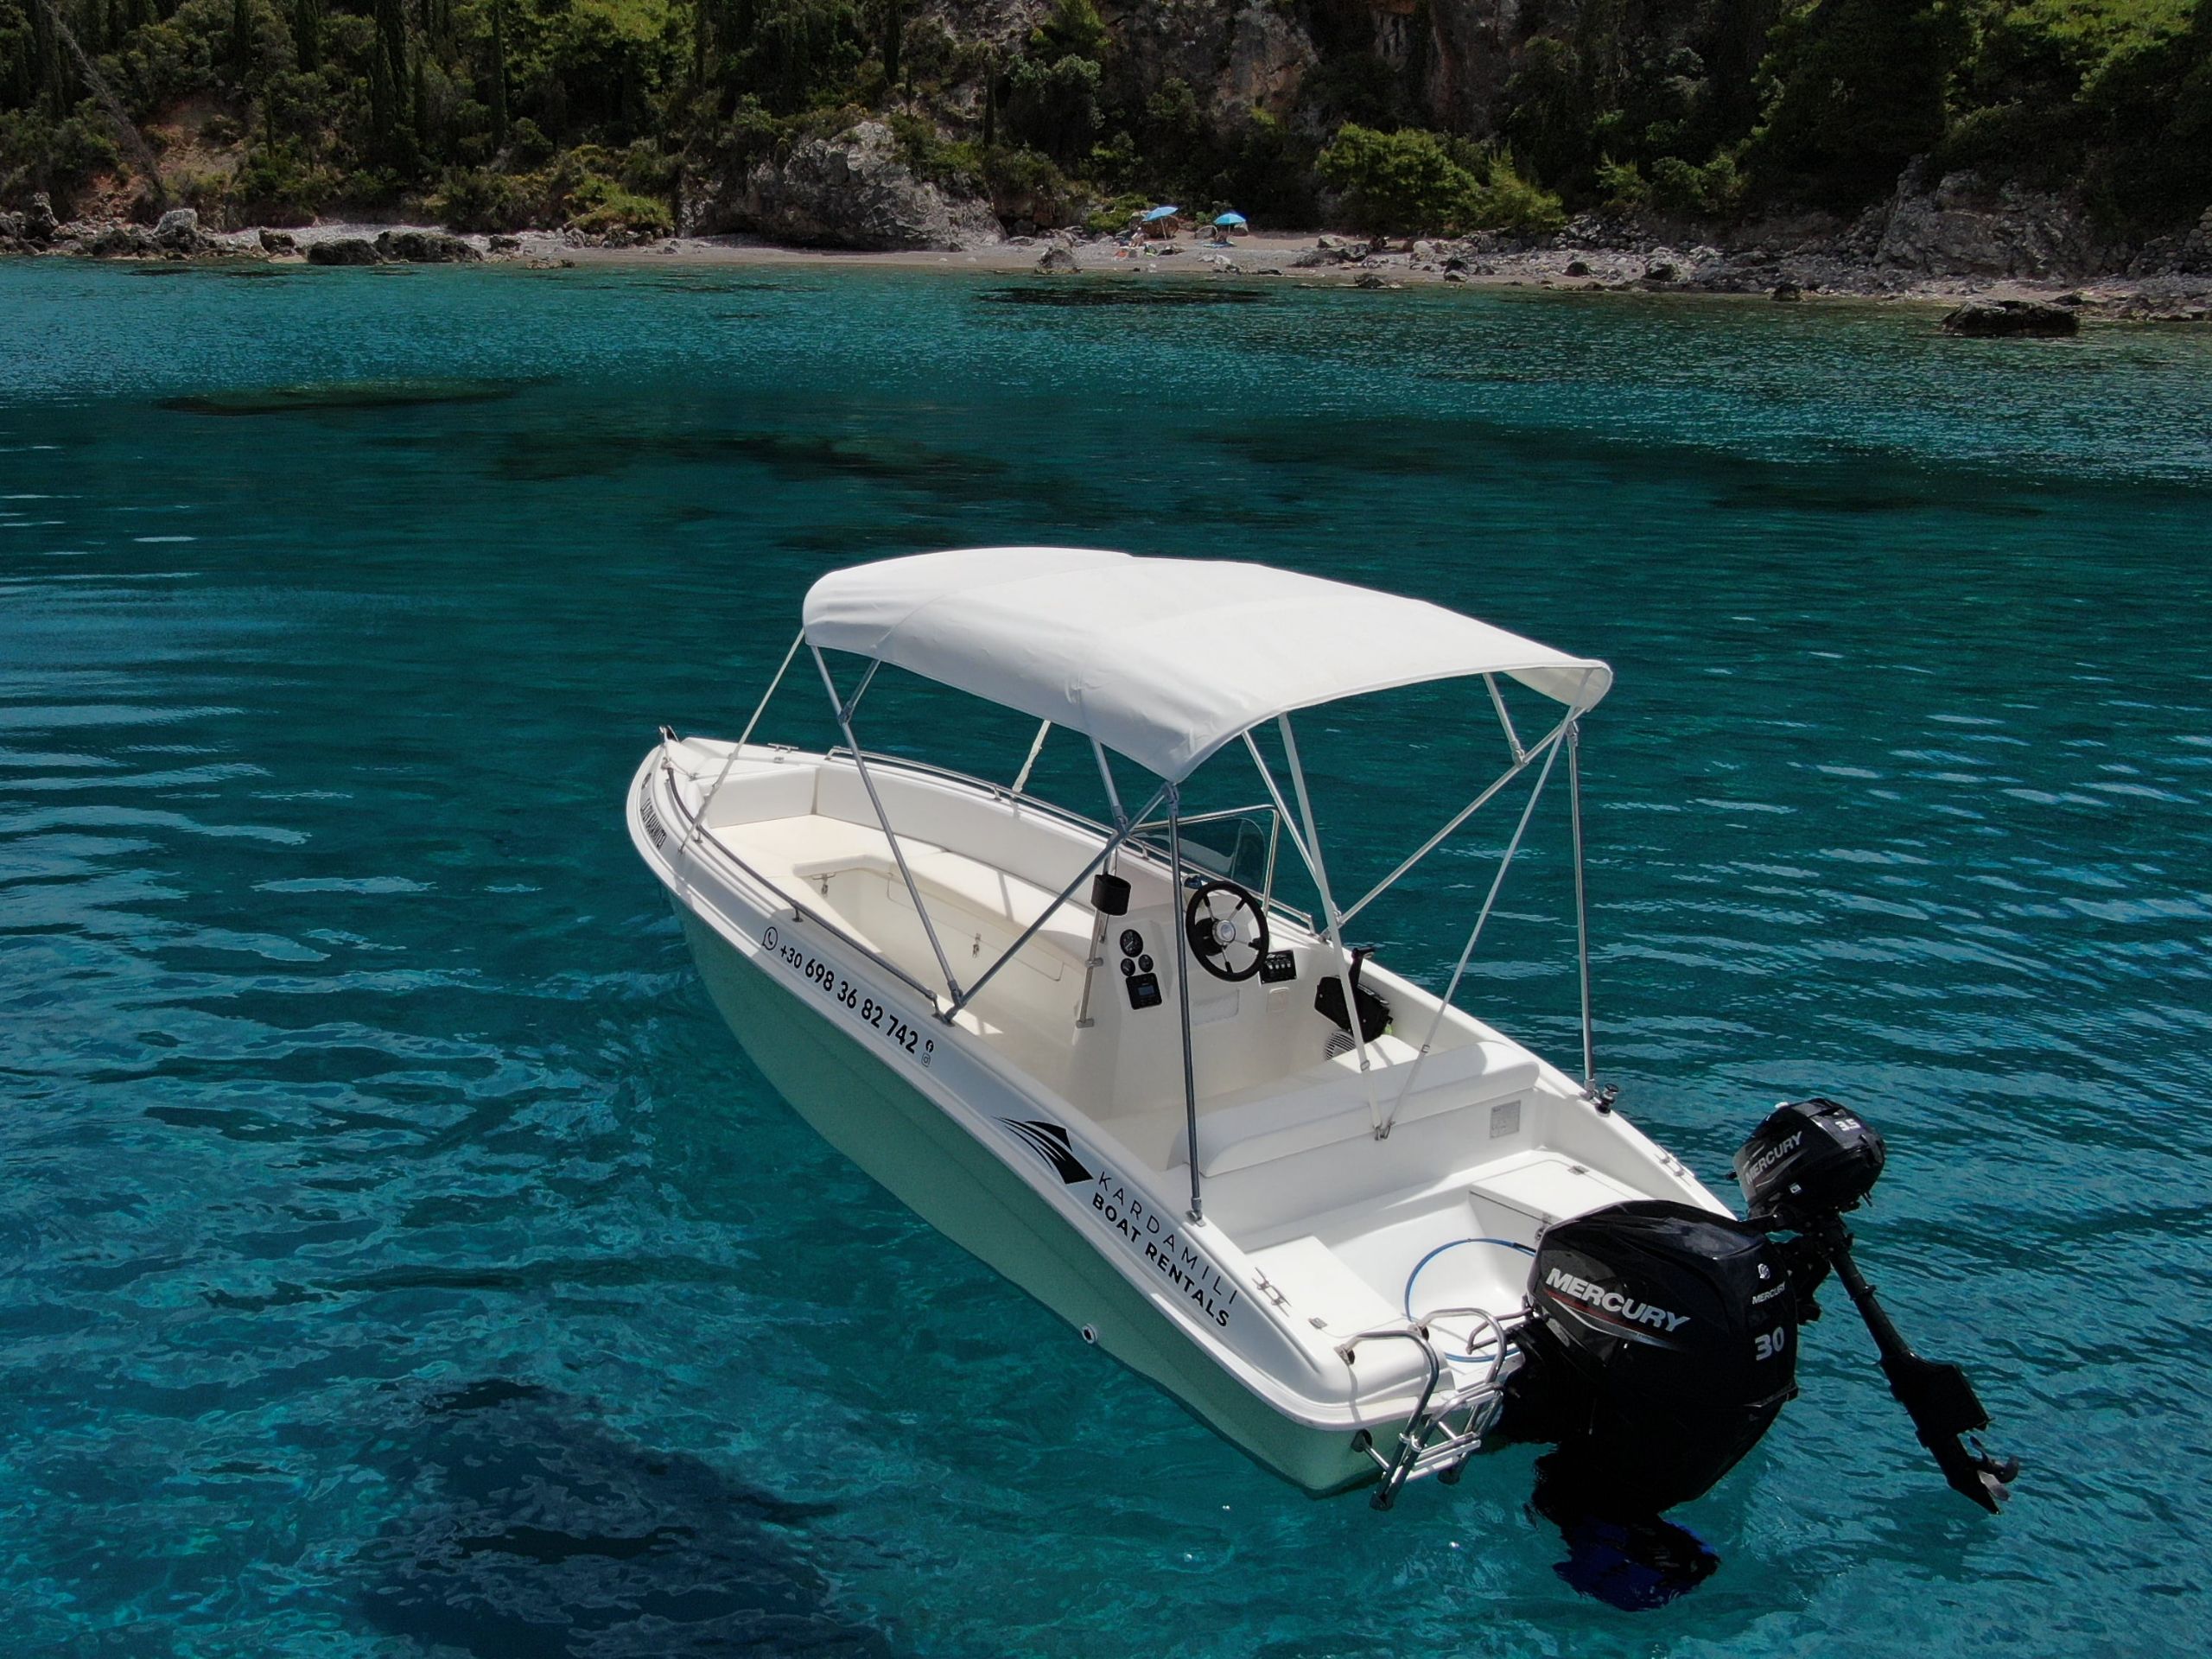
[1507,1201,1798,1515]
[1503,1097,2016,1535]
[1736,1098,2019,1513]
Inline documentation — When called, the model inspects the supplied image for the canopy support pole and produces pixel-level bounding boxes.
[688,628,804,849]
[1336,710,1572,928]
[810,645,962,1003]
[1382,734,1562,1135]
[1167,784,1205,1224]
[843,658,883,721]
[1569,716,1596,1093]
[1090,738,1128,830]
[1241,732,1321,891]
[1277,715,1379,1129]
[1485,674,1527,765]
[945,777,1170,1022]
[1012,720,1052,794]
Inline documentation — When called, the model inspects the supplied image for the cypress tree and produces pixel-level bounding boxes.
[292,0,317,69]
[229,0,251,83]
[490,0,508,150]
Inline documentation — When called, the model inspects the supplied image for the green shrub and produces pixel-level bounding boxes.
[1594,157,1649,213]
[1319,124,1475,237]
[889,113,981,188]
[567,178,672,235]
[1083,189,1147,235]
[233,137,342,224]
[429,165,548,232]
[980,143,1080,226]
[1648,151,1744,219]
[1464,150,1567,235]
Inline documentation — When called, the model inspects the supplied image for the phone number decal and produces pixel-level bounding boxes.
[762,925,935,1066]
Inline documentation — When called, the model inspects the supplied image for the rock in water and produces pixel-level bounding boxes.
[1772,281,1803,302]
[1940,299,2079,338]
[1037,246,1078,273]
[307,238,383,266]
[704,120,1000,252]
[375,230,482,263]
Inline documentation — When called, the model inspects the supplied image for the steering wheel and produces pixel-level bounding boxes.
[1185,879,1270,982]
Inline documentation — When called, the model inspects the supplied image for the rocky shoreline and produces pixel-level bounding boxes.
[7,163,2209,326]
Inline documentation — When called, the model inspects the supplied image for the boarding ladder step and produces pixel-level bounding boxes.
[1341,1307,1516,1511]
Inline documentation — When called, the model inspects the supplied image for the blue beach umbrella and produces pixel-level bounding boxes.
[1141,206,1181,222]
[1215,212,1248,227]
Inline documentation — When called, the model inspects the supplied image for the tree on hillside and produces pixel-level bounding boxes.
[1751,0,1970,208]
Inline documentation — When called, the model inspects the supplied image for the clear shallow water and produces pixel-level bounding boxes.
[3,260,2209,1656]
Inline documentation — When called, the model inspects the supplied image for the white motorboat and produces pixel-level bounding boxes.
[628,547,2014,1520]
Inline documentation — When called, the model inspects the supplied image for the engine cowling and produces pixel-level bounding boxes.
[1506,1199,1799,1515]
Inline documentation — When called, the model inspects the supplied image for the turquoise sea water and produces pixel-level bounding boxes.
[3,259,2209,1656]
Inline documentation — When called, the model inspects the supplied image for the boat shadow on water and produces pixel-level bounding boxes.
[353,1378,897,1656]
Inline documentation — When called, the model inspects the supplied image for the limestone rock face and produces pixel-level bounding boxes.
[1219,3,1318,115]
[86,223,155,257]
[705,122,1001,251]
[1872,165,2104,279]
[152,207,205,253]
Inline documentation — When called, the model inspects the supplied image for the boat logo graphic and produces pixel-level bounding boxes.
[998,1118,1094,1185]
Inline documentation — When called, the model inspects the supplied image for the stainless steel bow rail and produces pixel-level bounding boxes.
[1341,1307,1518,1510]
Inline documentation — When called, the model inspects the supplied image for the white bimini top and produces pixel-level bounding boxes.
[802,547,1611,782]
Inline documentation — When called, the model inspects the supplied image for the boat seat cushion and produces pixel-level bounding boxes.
[696,761,818,829]
[1169,1039,1541,1178]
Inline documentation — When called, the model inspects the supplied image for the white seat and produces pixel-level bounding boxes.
[1170,1039,1541,1178]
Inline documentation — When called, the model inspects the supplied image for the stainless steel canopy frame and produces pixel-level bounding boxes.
[687,646,1606,1224]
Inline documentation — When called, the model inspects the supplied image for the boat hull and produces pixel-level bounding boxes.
[677,906,1378,1495]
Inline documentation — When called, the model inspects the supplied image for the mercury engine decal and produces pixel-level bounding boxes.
[1541,1267,1689,1342]
[997,1118,1094,1185]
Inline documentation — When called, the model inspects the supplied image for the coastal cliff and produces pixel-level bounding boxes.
[4,2,2212,282]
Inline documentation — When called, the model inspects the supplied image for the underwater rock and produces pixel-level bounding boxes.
[1941,298,2079,338]
[307,237,383,266]
[980,284,1263,308]
[159,378,524,416]
[355,1379,893,1657]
